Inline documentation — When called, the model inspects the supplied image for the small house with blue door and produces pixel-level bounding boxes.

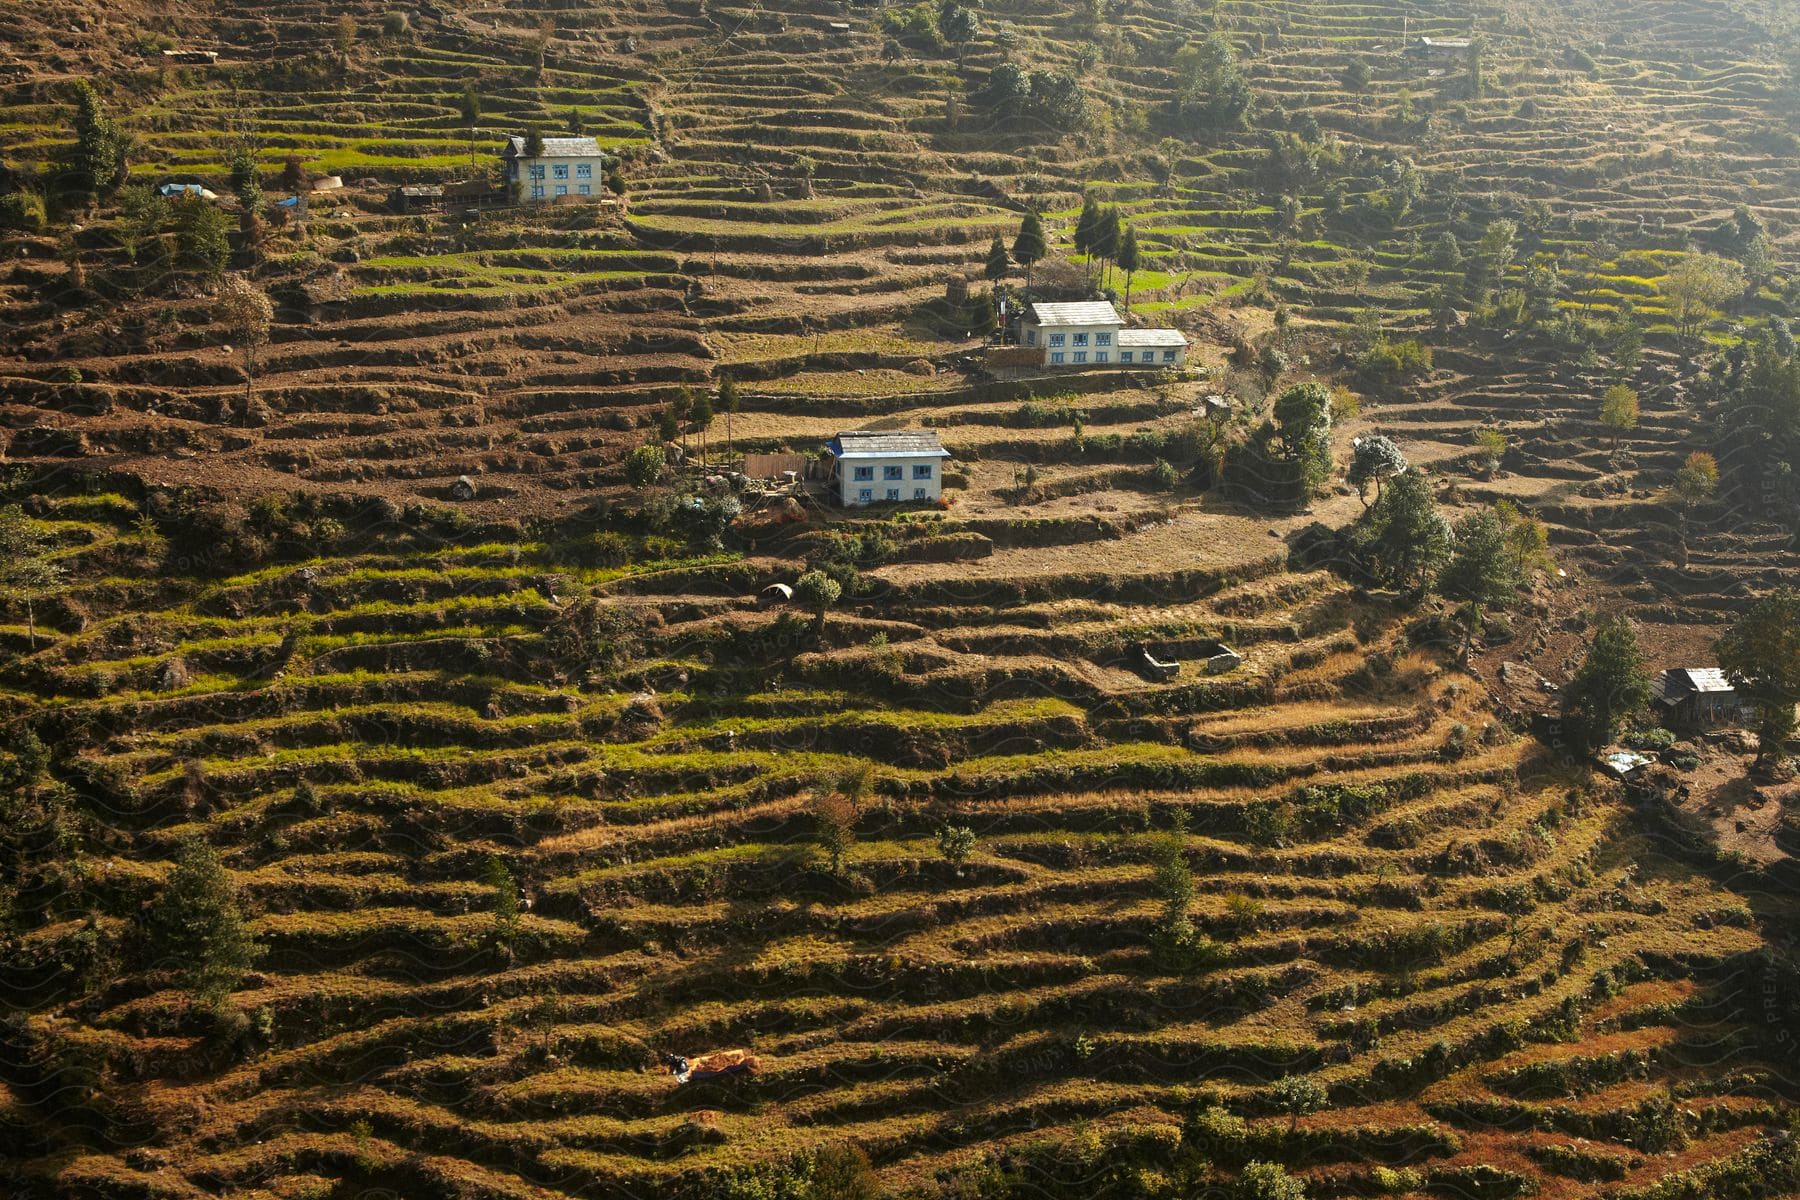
[826,430,950,507]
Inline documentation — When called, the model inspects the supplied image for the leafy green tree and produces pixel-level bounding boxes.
[0,506,65,650]
[1270,1075,1328,1132]
[1600,384,1638,447]
[1465,36,1486,97]
[448,86,478,164]
[795,569,842,634]
[68,80,122,199]
[656,403,681,444]
[625,444,664,490]
[1673,451,1718,504]
[1271,381,1334,497]
[1170,34,1252,131]
[144,839,261,1001]
[1440,509,1523,660]
[1661,254,1744,337]
[940,3,979,62]
[1011,207,1047,281]
[1495,499,1550,572]
[1074,193,1102,283]
[1475,218,1518,288]
[983,235,1010,282]
[173,197,230,280]
[1716,589,1800,766]
[524,127,546,158]
[1562,615,1651,753]
[1239,1161,1307,1200]
[1093,204,1121,288]
[1347,434,1406,506]
[1351,468,1450,597]
[1428,231,1463,271]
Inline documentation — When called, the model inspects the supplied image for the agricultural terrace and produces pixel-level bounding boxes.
[1,0,1799,1197]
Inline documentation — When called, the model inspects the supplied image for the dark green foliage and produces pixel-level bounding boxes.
[1169,35,1253,133]
[1012,207,1047,272]
[143,840,260,1000]
[1715,589,1800,763]
[1266,382,1334,497]
[1561,615,1650,753]
[66,81,122,199]
[984,235,1011,281]
[1348,469,1450,596]
[173,197,230,279]
[1440,510,1523,611]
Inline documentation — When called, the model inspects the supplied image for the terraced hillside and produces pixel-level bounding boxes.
[4,0,1800,1197]
[1,498,1796,1199]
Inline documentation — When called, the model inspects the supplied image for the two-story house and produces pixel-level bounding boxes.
[826,430,951,506]
[503,135,608,201]
[1020,300,1189,368]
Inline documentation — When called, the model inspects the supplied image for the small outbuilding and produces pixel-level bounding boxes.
[1651,668,1743,730]
[389,184,444,212]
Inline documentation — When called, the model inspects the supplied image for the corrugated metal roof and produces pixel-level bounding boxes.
[505,135,608,159]
[1028,300,1123,327]
[1675,667,1734,693]
[827,430,949,459]
[1116,328,1188,347]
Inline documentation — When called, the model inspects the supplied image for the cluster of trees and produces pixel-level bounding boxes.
[1224,381,1336,507]
[1344,461,1550,656]
[979,62,1090,132]
[1166,35,1253,135]
[1708,329,1800,518]
[1072,193,1142,308]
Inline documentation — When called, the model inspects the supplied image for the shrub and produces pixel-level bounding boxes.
[0,190,47,233]
[1356,336,1433,381]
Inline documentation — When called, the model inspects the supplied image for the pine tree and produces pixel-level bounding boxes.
[1011,207,1047,283]
[1439,509,1523,661]
[144,839,261,1000]
[1074,193,1101,283]
[718,375,740,459]
[1351,469,1451,597]
[1092,204,1121,290]
[983,235,1010,282]
[1117,225,1140,312]
[1561,615,1650,753]
[689,389,714,465]
[1716,589,1800,766]
[69,80,121,200]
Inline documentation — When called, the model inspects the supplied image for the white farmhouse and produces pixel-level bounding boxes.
[1020,300,1188,368]
[826,430,951,506]
[503,135,608,201]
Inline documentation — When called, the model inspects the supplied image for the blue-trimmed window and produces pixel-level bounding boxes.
[854,466,873,481]
[912,464,932,479]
